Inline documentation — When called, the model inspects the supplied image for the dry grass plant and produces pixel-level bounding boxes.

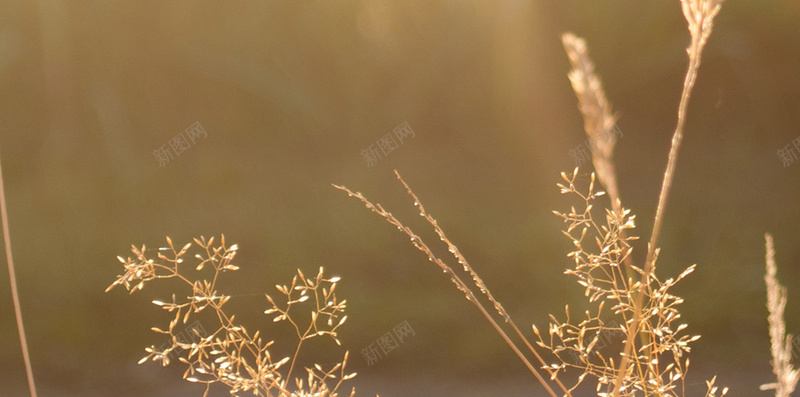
[539,169,719,396]
[613,2,722,393]
[334,0,733,396]
[106,235,358,397]
[102,1,798,396]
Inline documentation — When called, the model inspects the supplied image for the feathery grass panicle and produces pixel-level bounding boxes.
[760,234,799,397]
[561,33,620,207]
[561,32,638,306]
[107,235,357,397]
[334,173,572,397]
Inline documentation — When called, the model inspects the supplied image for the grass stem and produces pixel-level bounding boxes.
[0,154,39,397]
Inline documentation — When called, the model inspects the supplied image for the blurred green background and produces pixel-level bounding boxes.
[1,1,799,396]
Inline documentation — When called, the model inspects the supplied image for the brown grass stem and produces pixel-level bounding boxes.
[561,33,654,386]
[611,1,722,395]
[390,172,574,397]
[0,154,39,397]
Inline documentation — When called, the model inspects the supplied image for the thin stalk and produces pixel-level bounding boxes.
[470,286,559,397]
[286,339,303,385]
[610,1,721,394]
[391,171,574,396]
[611,51,696,397]
[0,154,39,397]
[334,183,563,397]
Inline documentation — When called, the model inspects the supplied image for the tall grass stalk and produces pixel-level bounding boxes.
[0,153,39,397]
[610,1,721,395]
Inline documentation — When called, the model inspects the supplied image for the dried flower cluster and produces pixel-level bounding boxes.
[106,235,356,397]
[532,168,722,397]
[561,33,620,207]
